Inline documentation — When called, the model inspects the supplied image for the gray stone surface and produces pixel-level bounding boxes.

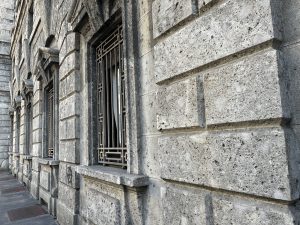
[204,49,288,125]
[154,0,281,83]
[40,170,50,191]
[161,185,207,225]
[0,0,13,169]
[157,75,205,130]
[152,0,197,38]
[159,127,298,200]
[212,194,296,225]
[6,0,300,224]
[76,165,149,187]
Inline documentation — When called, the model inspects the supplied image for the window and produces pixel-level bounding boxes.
[19,37,22,62]
[28,3,33,37]
[96,24,127,168]
[10,115,14,152]
[26,101,33,155]
[16,107,20,153]
[46,83,54,158]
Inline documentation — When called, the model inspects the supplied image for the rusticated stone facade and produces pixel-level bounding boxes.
[0,1,14,169]
[6,0,300,224]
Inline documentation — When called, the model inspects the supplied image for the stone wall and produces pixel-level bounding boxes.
[0,1,14,169]
[8,0,300,224]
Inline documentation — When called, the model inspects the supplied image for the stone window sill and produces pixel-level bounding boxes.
[76,165,149,188]
[23,155,33,160]
[38,158,60,166]
[14,153,20,157]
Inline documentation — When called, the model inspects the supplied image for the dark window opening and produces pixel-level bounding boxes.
[46,84,54,158]
[26,102,33,155]
[16,108,21,153]
[28,4,33,37]
[96,24,127,168]
[18,37,22,62]
[10,115,14,152]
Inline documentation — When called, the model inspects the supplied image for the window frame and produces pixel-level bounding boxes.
[25,95,33,155]
[15,107,21,153]
[95,22,127,168]
[41,65,58,160]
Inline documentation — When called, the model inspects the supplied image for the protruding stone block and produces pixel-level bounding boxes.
[157,76,205,130]
[204,49,288,125]
[161,185,207,225]
[159,127,298,200]
[154,0,281,82]
[152,0,197,38]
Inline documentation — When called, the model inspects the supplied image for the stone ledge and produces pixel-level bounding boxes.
[76,165,149,188]
[14,153,20,157]
[38,158,60,166]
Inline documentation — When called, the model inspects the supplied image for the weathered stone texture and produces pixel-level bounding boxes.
[40,170,50,191]
[7,0,300,224]
[161,185,207,225]
[154,0,280,82]
[159,128,298,200]
[204,49,288,125]
[152,0,197,38]
[0,0,13,169]
[82,185,121,225]
[212,195,296,225]
[157,75,205,130]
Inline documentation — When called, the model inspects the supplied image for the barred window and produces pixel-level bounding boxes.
[26,102,33,155]
[16,108,21,153]
[10,115,14,152]
[96,24,127,168]
[46,84,54,158]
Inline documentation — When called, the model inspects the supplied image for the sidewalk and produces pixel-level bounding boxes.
[0,169,58,225]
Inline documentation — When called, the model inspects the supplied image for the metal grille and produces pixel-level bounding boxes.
[47,86,54,158]
[26,103,33,155]
[96,24,127,168]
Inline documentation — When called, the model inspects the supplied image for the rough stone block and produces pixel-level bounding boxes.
[59,70,80,99]
[59,116,80,140]
[154,0,281,82]
[59,93,80,120]
[82,187,121,225]
[60,51,80,80]
[40,170,50,191]
[59,162,80,188]
[58,182,79,213]
[159,127,298,200]
[30,181,39,199]
[204,49,288,125]
[157,75,205,130]
[59,140,80,164]
[161,185,207,225]
[57,200,79,225]
[212,195,296,225]
[152,0,197,38]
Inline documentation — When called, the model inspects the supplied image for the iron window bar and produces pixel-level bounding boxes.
[96,24,127,168]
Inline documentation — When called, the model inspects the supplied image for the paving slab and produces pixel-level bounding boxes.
[0,170,58,225]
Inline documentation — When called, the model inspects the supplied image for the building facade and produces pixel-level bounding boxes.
[6,0,300,224]
[0,1,14,169]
